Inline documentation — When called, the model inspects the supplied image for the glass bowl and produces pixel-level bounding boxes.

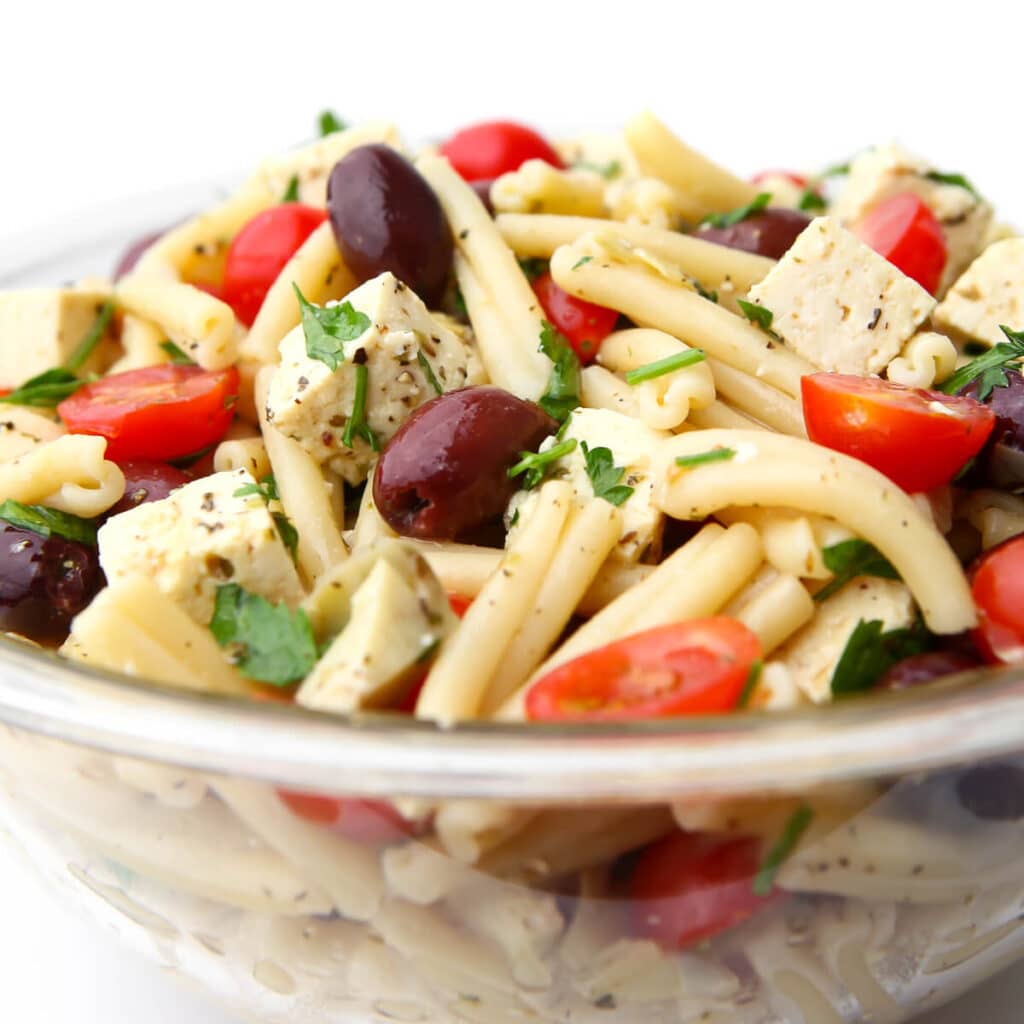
[3,191,1024,1024]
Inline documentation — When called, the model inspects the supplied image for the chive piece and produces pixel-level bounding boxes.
[572,256,593,271]
[700,192,772,230]
[625,348,706,385]
[0,368,83,408]
[737,299,775,333]
[281,175,300,203]
[160,340,195,365]
[65,299,115,373]
[798,188,827,212]
[417,351,443,396]
[737,660,763,708]
[508,438,577,490]
[318,109,346,136]
[925,170,981,200]
[674,448,736,469]
[753,805,814,896]
[342,362,378,451]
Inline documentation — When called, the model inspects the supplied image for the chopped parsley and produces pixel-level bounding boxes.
[537,320,581,422]
[798,188,827,212]
[508,438,577,490]
[830,618,932,697]
[693,280,718,304]
[209,583,317,686]
[517,258,548,281]
[580,442,633,506]
[753,805,814,895]
[233,475,297,559]
[318,109,346,136]
[625,348,706,385]
[272,511,299,561]
[0,367,83,408]
[572,158,622,179]
[65,299,115,373]
[572,255,593,271]
[417,351,443,396]
[737,299,775,334]
[814,539,899,603]
[937,325,1024,401]
[674,447,736,470]
[342,362,378,451]
[160,340,196,365]
[0,500,97,545]
[820,160,852,178]
[281,174,301,203]
[737,660,763,708]
[925,170,981,200]
[234,474,280,503]
[293,283,369,371]
[700,192,771,230]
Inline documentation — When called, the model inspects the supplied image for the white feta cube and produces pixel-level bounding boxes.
[266,272,478,484]
[746,216,935,375]
[98,468,304,625]
[932,238,1024,348]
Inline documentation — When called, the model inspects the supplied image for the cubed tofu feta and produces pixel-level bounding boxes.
[98,468,304,625]
[746,216,935,375]
[932,238,1024,348]
[832,144,993,295]
[0,288,114,387]
[770,577,915,704]
[506,407,668,562]
[266,272,477,484]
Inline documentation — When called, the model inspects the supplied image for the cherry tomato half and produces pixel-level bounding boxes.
[58,364,240,462]
[525,618,761,723]
[853,193,947,294]
[277,790,414,845]
[532,272,618,364]
[440,121,564,182]
[751,169,809,188]
[630,832,773,948]
[220,204,327,325]
[971,537,1024,665]
[801,373,995,494]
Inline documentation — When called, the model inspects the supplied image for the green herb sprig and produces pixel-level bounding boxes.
[830,618,932,697]
[625,348,706,385]
[753,806,814,895]
[342,362,378,451]
[318,110,347,136]
[674,448,736,470]
[0,499,97,545]
[701,192,771,230]
[537,321,581,422]
[160,340,196,365]
[417,351,443,396]
[508,438,577,490]
[293,284,370,371]
[814,539,899,603]
[938,326,1024,401]
[580,442,633,507]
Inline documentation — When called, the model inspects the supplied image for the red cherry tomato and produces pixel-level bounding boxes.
[751,170,809,188]
[440,121,564,182]
[971,537,1024,664]
[58,364,240,462]
[630,832,774,948]
[525,618,761,723]
[852,193,947,294]
[277,790,414,845]
[801,373,995,494]
[220,204,327,325]
[532,272,618,364]
[446,593,473,619]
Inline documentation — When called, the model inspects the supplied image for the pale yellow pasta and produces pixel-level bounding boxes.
[596,328,716,430]
[959,488,1024,549]
[116,277,238,370]
[240,220,357,366]
[433,800,539,865]
[109,313,169,373]
[0,407,64,462]
[416,154,550,399]
[579,363,638,417]
[63,574,251,697]
[490,159,607,217]
[605,175,688,229]
[688,400,766,431]
[577,561,655,615]
[885,330,958,388]
[0,434,124,516]
[479,499,623,715]
[416,480,573,724]
[654,430,975,633]
[255,367,347,586]
[623,111,759,221]
[381,838,468,905]
[728,569,816,654]
[706,357,806,436]
[717,507,833,579]
[212,436,271,479]
[549,236,812,398]
[347,479,397,551]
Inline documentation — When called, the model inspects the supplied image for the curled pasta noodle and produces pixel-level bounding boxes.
[0,434,124,517]
[491,159,607,217]
[109,313,169,372]
[579,363,639,417]
[886,331,958,388]
[213,436,271,479]
[654,429,975,633]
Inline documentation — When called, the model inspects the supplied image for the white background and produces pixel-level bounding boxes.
[2,1,1024,1020]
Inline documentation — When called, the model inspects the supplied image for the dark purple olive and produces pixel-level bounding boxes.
[0,525,101,645]
[470,179,496,216]
[696,208,811,260]
[373,386,557,540]
[956,762,1024,821]
[113,228,166,280]
[103,460,192,520]
[327,145,453,307]
[877,650,982,691]
[959,370,1024,489]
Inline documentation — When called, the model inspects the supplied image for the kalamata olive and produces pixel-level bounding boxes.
[695,208,811,260]
[470,179,496,216]
[0,525,101,644]
[956,762,1024,821]
[877,650,981,691]
[113,228,166,280]
[373,386,557,541]
[103,460,191,519]
[327,145,453,307]
[959,370,1024,489]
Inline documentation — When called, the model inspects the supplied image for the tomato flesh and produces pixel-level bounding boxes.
[532,272,618,364]
[440,121,564,182]
[277,790,413,845]
[58,364,240,462]
[525,618,761,723]
[853,193,947,294]
[220,203,327,325]
[751,169,808,188]
[971,537,1024,664]
[802,373,995,493]
[630,831,773,948]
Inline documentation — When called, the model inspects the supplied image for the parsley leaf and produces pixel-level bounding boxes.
[272,511,299,561]
[293,284,369,371]
[937,325,1024,401]
[318,109,347,136]
[160,340,196,365]
[798,188,827,212]
[0,499,97,545]
[572,255,593,271]
[625,348,706,385]
[65,299,115,373]
[737,299,775,333]
[281,175,300,203]
[537,320,581,422]
[674,447,736,469]
[737,660,763,708]
[701,192,771,229]
[580,441,634,506]
[0,367,83,408]
[814,539,899,603]
[753,805,814,895]
[209,583,317,686]
[508,438,577,490]
[573,158,622,179]
[234,474,280,503]
[925,170,981,200]
[417,351,443,396]
[342,362,379,451]
[820,160,851,177]
[693,280,718,304]
[830,618,932,697]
